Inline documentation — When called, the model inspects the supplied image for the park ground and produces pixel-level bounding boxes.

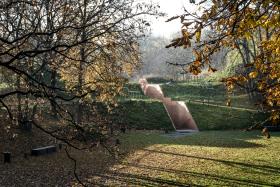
[1,130,280,186]
[1,79,279,186]
[98,130,280,186]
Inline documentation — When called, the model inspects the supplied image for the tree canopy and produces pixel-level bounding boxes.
[0,0,160,148]
[167,0,280,124]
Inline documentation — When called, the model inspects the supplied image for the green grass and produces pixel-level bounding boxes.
[118,80,267,131]
[124,83,143,92]
[188,102,266,130]
[101,130,280,186]
[146,77,170,84]
[125,80,256,109]
[118,100,173,130]
[161,82,226,103]
[117,100,266,131]
[161,81,255,109]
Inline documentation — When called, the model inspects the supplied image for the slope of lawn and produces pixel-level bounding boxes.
[97,130,280,186]
[119,80,267,131]
[118,100,173,130]
[118,100,266,131]
[161,81,255,109]
[187,102,266,130]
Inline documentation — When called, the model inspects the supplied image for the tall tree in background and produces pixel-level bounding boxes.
[0,0,159,147]
[167,0,280,125]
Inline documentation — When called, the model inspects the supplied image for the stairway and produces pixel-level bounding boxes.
[139,79,199,132]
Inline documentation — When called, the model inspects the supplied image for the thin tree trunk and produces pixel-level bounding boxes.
[50,70,58,119]
[17,75,22,124]
[76,0,87,124]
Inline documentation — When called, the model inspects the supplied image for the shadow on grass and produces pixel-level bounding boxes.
[139,149,280,175]
[94,172,194,186]
[115,162,278,187]
[106,146,280,186]
[89,156,279,186]
[81,131,280,186]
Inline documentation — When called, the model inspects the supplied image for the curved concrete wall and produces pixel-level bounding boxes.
[139,78,198,132]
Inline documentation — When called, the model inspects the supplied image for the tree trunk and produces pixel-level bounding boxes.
[76,0,87,125]
[17,75,22,124]
[50,70,58,119]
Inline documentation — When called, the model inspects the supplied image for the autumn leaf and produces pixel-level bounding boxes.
[257,82,266,90]
[195,30,201,42]
[249,71,258,79]
[267,100,274,107]
[189,65,201,75]
[194,60,201,67]
[193,49,202,62]
[208,66,217,73]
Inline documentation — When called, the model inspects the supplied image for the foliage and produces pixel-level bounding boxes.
[206,50,244,82]
[0,0,161,156]
[167,0,280,124]
[58,36,140,104]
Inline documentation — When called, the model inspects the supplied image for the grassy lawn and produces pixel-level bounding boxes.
[118,80,267,131]
[99,130,280,186]
[117,100,266,131]
[125,80,257,109]
[119,100,173,130]
[188,102,266,130]
[161,81,255,109]
[1,130,279,186]
[0,79,275,186]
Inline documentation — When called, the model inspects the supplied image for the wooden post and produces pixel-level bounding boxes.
[59,143,63,150]
[3,152,11,163]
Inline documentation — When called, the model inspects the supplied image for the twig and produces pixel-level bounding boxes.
[65,147,87,187]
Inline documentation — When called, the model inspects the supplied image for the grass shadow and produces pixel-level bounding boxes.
[116,162,278,186]
[80,131,280,186]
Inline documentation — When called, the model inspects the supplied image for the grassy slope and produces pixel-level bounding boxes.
[101,131,280,186]
[161,81,254,109]
[120,81,266,131]
[119,100,265,131]
[188,102,266,130]
[119,100,173,130]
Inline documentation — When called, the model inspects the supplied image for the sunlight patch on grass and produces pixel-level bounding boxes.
[102,131,280,186]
